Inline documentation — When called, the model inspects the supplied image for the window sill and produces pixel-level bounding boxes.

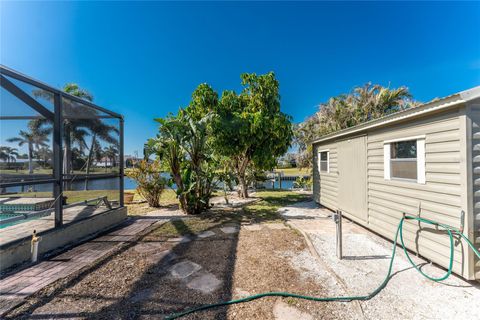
[388,177,422,184]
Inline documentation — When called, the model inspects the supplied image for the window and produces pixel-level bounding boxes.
[391,140,417,180]
[319,150,329,173]
[384,137,425,183]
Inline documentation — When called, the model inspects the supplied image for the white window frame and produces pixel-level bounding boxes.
[318,149,330,173]
[383,136,425,184]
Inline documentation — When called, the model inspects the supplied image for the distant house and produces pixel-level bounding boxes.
[311,86,480,280]
[124,155,141,168]
[94,157,114,168]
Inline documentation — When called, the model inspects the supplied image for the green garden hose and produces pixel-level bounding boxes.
[166,215,480,320]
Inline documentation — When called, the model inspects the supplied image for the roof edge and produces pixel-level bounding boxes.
[310,86,480,145]
[459,86,480,101]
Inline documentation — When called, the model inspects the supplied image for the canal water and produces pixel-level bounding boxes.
[3,176,296,193]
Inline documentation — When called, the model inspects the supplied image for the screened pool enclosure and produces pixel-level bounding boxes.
[0,65,124,246]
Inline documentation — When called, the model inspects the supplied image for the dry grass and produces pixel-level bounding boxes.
[127,189,178,216]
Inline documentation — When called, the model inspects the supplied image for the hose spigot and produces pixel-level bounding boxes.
[31,229,41,263]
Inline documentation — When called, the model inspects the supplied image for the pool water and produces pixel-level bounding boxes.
[0,213,24,229]
[0,212,46,229]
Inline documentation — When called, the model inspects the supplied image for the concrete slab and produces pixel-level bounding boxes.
[186,270,222,294]
[220,226,239,234]
[273,301,313,320]
[167,236,191,243]
[169,261,202,279]
[197,230,215,238]
[281,201,480,320]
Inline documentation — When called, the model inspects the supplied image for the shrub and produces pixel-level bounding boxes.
[293,176,312,190]
[126,160,167,207]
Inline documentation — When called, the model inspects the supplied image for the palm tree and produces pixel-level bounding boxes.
[61,84,94,188]
[352,83,414,122]
[294,83,417,169]
[63,83,94,101]
[84,123,118,189]
[0,146,19,166]
[7,120,52,174]
[33,84,92,187]
[103,145,119,168]
[34,146,52,168]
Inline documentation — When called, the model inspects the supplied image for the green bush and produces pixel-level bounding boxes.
[126,160,167,207]
[293,176,312,190]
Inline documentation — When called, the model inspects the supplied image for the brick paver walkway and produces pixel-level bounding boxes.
[0,217,160,316]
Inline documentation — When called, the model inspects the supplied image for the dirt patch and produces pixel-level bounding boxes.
[225,226,342,320]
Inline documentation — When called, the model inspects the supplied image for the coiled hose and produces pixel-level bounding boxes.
[166,215,480,319]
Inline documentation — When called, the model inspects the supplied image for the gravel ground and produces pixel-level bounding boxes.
[8,195,475,320]
[5,225,334,319]
[281,201,480,320]
[4,196,338,320]
[6,219,239,319]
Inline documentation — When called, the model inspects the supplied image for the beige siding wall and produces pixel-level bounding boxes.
[314,107,475,278]
[313,143,338,210]
[366,108,469,276]
[469,102,480,279]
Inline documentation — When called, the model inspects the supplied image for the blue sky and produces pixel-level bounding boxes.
[1,1,479,155]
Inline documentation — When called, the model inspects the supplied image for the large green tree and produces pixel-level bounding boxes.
[213,72,293,198]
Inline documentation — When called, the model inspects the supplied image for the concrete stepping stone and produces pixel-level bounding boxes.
[133,242,164,253]
[197,230,215,238]
[167,236,191,243]
[186,270,222,294]
[220,226,239,234]
[170,261,202,279]
[273,301,313,320]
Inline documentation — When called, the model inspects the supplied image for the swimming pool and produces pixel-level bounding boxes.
[0,212,50,229]
[0,213,26,229]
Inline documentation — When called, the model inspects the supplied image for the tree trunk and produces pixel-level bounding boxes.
[84,134,96,190]
[172,172,188,214]
[235,155,250,198]
[28,143,33,174]
[238,172,248,198]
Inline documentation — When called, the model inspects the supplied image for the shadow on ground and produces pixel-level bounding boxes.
[5,191,308,319]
